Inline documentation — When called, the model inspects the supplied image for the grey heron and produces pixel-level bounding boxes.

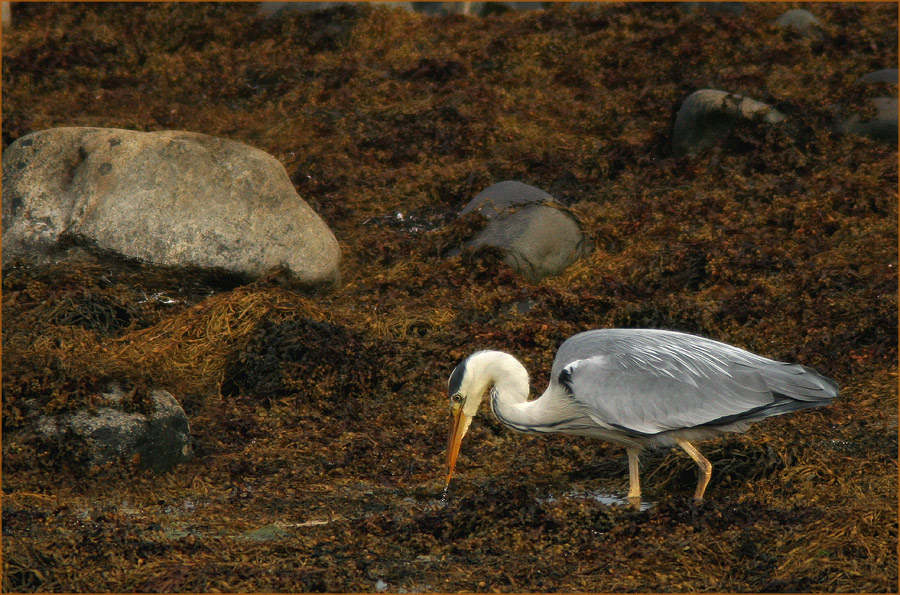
[445,328,839,508]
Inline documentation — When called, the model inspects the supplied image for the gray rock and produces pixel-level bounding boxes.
[830,70,897,144]
[834,97,898,145]
[860,68,898,85]
[774,9,824,39]
[461,180,555,218]
[2,127,340,286]
[459,181,588,282]
[672,89,788,156]
[33,386,192,472]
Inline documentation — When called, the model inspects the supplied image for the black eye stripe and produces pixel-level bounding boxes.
[448,359,468,396]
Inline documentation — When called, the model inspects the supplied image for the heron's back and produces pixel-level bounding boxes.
[552,328,838,437]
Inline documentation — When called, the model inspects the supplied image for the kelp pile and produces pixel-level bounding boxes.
[2,2,897,592]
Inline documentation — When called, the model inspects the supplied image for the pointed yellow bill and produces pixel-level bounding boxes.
[445,402,472,487]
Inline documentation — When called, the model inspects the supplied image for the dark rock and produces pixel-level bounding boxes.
[457,181,588,282]
[32,386,192,472]
[672,89,787,156]
[1,127,340,286]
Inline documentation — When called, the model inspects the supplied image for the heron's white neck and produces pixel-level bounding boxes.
[462,351,573,434]
[461,351,530,416]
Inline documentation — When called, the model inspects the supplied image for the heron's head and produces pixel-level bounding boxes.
[444,350,527,487]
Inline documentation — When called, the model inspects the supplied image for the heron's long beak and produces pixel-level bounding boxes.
[445,401,472,487]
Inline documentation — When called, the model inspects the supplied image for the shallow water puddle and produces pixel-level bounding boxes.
[540,490,655,511]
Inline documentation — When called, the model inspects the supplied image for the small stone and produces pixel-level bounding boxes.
[457,181,589,282]
[860,68,898,86]
[461,180,555,219]
[672,89,788,156]
[834,97,898,145]
[774,9,824,39]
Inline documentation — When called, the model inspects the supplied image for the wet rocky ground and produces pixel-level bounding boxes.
[2,2,898,592]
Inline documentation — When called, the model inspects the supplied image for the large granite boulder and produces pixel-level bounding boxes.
[672,89,788,156]
[458,181,588,283]
[2,127,340,286]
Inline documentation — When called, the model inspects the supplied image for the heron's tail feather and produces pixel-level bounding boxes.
[698,393,832,429]
[760,363,840,402]
[694,363,838,430]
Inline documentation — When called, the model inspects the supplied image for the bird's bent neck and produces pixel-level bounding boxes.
[463,351,531,415]
[466,351,576,435]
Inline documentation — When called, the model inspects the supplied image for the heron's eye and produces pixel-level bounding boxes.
[450,393,463,403]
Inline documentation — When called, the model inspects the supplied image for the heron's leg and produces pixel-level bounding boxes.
[674,437,712,499]
[625,447,641,509]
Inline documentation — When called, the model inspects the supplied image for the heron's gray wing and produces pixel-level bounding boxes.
[555,329,838,436]
[558,355,773,434]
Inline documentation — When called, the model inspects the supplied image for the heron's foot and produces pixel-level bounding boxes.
[628,495,641,510]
